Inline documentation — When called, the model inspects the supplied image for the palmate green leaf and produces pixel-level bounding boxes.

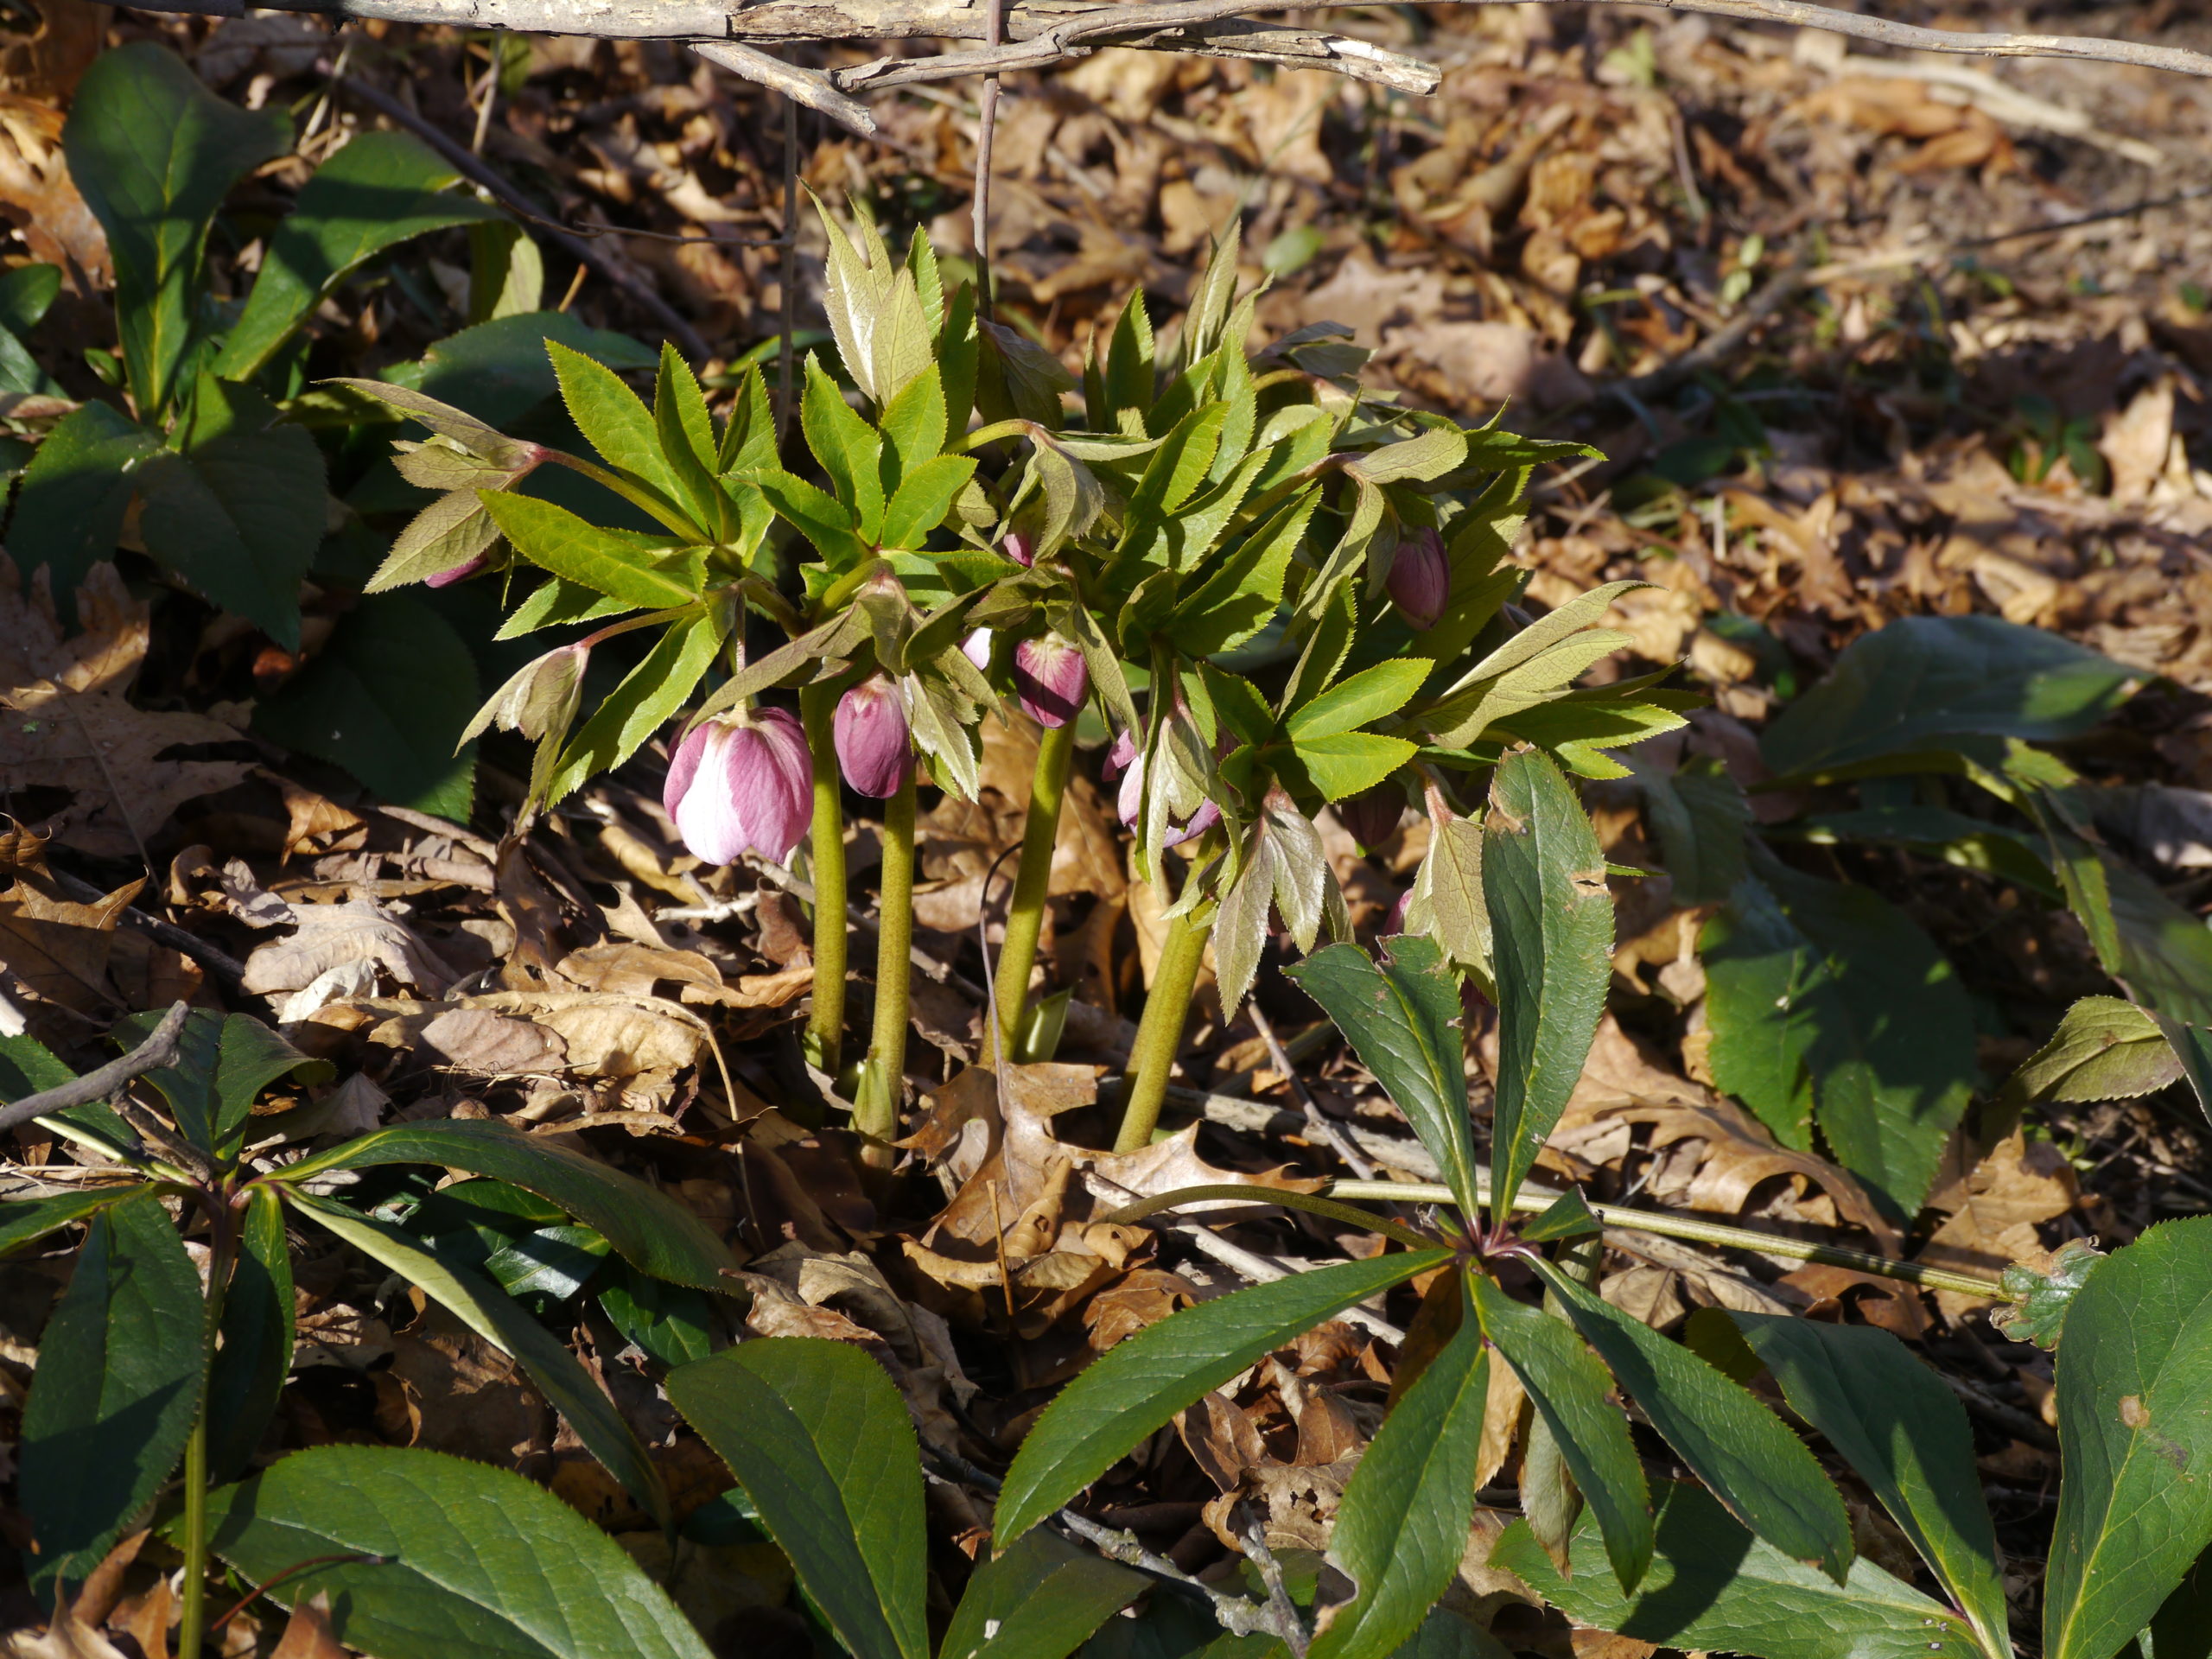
[5,403,161,613]
[205,1446,710,1659]
[1637,757,1750,906]
[543,604,726,804]
[1484,749,1611,1227]
[1534,1264,1853,1585]
[207,1185,296,1483]
[668,1338,928,1659]
[276,1116,738,1287]
[1498,1484,1984,1659]
[217,130,502,383]
[138,373,324,648]
[1287,660,1432,742]
[804,353,887,540]
[1700,858,1976,1224]
[877,360,948,487]
[944,1528,1147,1659]
[479,490,700,609]
[751,466,872,567]
[1470,1274,1652,1594]
[881,454,978,550]
[1310,1281,1491,1659]
[288,1191,669,1530]
[2044,1217,2212,1659]
[253,592,478,819]
[1419,581,1646,749]
[549,339,690,512]
[1280,732,1421,804]
[1730,1315,2009,1658]
[2003,995,2183,1108]
[111,1008,330,1162]
[19,1190,206,1594]
[1762,614,2139,780]
[1168,487,1316,658]
[996,1251,1450,1547]
[1284,937,1481,1220]
[61,41,289,415]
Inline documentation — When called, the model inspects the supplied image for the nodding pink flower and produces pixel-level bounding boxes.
[1111,737,1221,846]
[1339,785,1404,853]
[664,708,811,865]
[1388,526,1449,631]
[1103,728,1138,781]
[426,553,488,588]
[1386,888,1412,934]
[1165,799,1221,848]
[1002,528,1035,568]
[833,674,913,798]
[1013,634,1088,729]
[962,627,995,672]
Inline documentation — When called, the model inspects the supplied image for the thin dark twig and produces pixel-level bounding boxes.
[1245,1001,1376,1179]
[1237,1508,1311,1656]
[0,1001,190,1137]
[777,96,800,442]
[328,69,711,361]
[972,0,1007,323]
[48,869,250,992]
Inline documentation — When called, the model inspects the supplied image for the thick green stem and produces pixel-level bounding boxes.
[986,720,1077,1064]
[854,774,917,1146]
[178,1201,236,1659]
[1114,906,1214,1154]
[799,682,848,1076]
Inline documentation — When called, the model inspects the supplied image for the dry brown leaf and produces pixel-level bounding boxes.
[385,1304,547,1464]
[0,874,142,1013]
[243,899,458,999]
[0,1612,129,1659]
[1918,1128,2078,1324]
[0,92,106,282]
[558,941,743,1005]
[1,563,251,858]
[416,1008,569,1076]
[267,1595,347,1659]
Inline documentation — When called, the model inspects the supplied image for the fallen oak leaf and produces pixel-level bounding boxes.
[0,874,143,1014]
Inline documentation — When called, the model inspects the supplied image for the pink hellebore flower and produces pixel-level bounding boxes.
[962,627,995,672]
[1002,528,1036,568]
[1388,526,1449,631]
[664,708,812,866]
[1111,734,1221,847]
[834,675,914,799]
[1013,634,1088,729]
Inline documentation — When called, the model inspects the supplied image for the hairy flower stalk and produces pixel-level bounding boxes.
[1114,895,1217,1153]
[854,772,918,1152]
[798,682,848,1075]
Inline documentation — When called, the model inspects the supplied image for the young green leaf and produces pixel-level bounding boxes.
[1280,733,1421,804]
[880,454,979,550]
[61,41,289,414]
[803,353,888,541]
[667,1338,929,1659]
[112,1008,331,1162]
[877,360,949,487]
[2001,995,2182,1108]
[1532,1263,1853,1586]
[1311,1282,1491,1659]
[19,1189,207,1594]
[942,1528,1147,1659]
[1484,748,1611,1227]
[652,341,729,535]
[203,1445,712,1659]
[1286,660,1433,742]
[1700,857,1976,1224]
[1418,582,1644,749]
[996,1251,1450,1548]
[1284,937,1481,1221]
[598,1264,716,1370]
[2044,1217,2212,1659]
[0,1187,139,1259]
[288,1190,670,1530]
[1730,1315,2010,1657]
[479,491,700,609]
[1168,488,1317,658]
[276,1117,738,1287]
[137,374,325,649]
[1761,615,2139,779]
[1470,1274,1652,1594]
[253,592,480,819]
[1497,1483,1984,1659]
[207,1185,296,1482]
[750,467,873,567]
[217,130,502,383]
[549,339,690,512]
[543,605,726,805]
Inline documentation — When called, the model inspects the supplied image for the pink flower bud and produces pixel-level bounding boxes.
[962,627,994,671]
[1002,529,1035,568]
[833,675,913,799]
[1338,785,1404,853]
[1163,799,1221,848]
[1116,742,1145,829]
[1388,526,1448,631]
[664,708,812,866]
[426,552,487,588]
[1103,728,1138,782]
[1013,633,1088,729]
[1386,888,1411,934]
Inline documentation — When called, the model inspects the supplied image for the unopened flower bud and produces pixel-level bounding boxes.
[1013,634,1088,729]
[1002,528,1035,568]
[1164,799,1221,848]
[664,708,812,865]
[1386,888,1412,934]
[461,642,588,746]
[1387,526,1448,631]
[962,627,995,671]
[1103,728,1138,782]
[1338,785,1404,853]
[833,675,913,799]
[1116,741,1145,828]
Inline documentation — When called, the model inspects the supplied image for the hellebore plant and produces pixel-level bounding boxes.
[356,202,1692,1179]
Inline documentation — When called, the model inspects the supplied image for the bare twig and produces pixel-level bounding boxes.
[1236,1510,1311,1657]
[0,1001,191,1138]
[777,96,800,441]
[972,0,1006,323]
[1056,1509,1287,1639]
[1245,1001,1376,1179]
[48,869,250,993]
[690,40,876,136]
[329,70,712,360]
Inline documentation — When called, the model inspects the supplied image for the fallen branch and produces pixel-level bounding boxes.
[0,1001,191,1139]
